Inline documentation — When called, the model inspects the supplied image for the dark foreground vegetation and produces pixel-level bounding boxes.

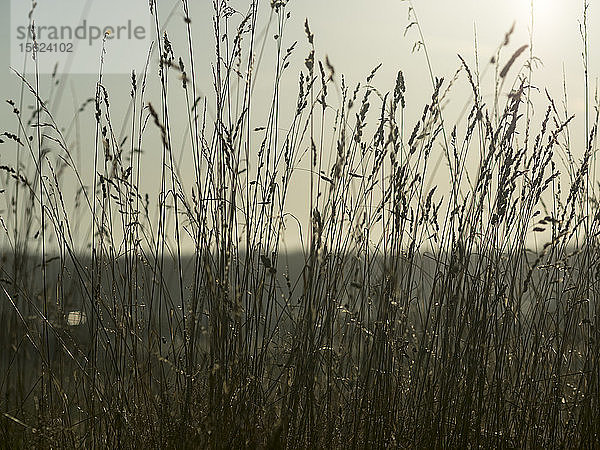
[1,0,599,447]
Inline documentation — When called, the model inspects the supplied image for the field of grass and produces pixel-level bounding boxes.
[1,0,599,448]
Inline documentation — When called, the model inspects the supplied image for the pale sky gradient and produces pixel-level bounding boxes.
[0,1,597,251]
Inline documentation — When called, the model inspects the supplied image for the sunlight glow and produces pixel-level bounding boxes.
[518,0,561,28]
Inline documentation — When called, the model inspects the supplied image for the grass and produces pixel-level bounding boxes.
[1,0,599,447]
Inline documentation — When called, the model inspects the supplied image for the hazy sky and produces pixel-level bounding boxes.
[0,1,597,251]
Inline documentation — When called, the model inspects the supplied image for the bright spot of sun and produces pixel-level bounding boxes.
[518,0,561,27]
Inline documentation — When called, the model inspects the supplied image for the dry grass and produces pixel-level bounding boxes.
[1,0,599,448]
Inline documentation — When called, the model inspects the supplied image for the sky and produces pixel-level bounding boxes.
[0,0,597,252]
